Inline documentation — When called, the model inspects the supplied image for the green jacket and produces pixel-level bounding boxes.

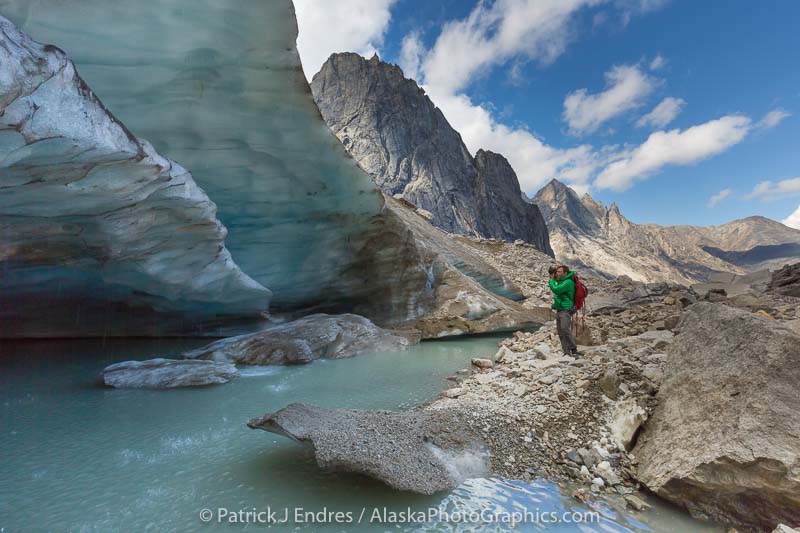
[549,271,575,310]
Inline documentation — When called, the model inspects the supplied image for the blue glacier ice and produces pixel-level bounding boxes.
[2,0,384,308]
[0,0,542,337]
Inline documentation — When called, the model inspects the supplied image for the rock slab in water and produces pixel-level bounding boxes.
[248,402,488,494]
[183,313,415,365]
[103,359,238,389]
[634,302,800,530]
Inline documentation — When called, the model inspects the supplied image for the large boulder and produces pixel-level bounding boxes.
[634,302,800,530]
[248,403,488,494]
[692,269,772,299]
[589,276,695,315]
[102,359,238,389]
[182,314,415,365]
[768,262,800,298]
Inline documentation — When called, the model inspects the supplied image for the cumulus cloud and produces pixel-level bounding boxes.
[783,205,800,229]
[427,87,610,192]
[755,109,791,130]
[398,31,424,81]
[420,0,601,95]
[707,188,732,208]
[615,0,670,25]
[745,177,800,200]
[294,0,397,79]
[563,65,657,136]
[596,115,752,191]
[649,54,666,70]
[636,96,685,128]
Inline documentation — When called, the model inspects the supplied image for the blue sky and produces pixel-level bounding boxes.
[295,0,800,228]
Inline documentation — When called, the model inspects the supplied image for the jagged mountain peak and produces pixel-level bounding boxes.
[581,192,609,220]
[311,52,553,255]
[534,178,581,209]
[536,178,578,200]
[533,179,602,235]
[315,52,407,87]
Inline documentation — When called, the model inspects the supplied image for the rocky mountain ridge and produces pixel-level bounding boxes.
[310,52,553,256]
[533,179,800,284]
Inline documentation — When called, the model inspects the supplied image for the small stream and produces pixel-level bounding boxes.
[0,337,721,532]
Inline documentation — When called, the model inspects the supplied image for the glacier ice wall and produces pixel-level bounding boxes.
[0,0,543,338]
[1,0,387,310]
[0,15,270,337]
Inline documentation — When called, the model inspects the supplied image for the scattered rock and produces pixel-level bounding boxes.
[598,370,621,399]
[702,288,728,302]
[102,359,238,389]
[756,309,774,320]
[767,262,800,298]
[471,358,494,369]
[608,398,648,451]
[442,388,466,399]
[624,494,651,512]
[772,525,800,533]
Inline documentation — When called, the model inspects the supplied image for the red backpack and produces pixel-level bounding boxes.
[572,272,589,335]
[573,272,589,311]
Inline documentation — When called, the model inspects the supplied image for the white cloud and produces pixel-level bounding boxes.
[398,31,424,81]
[745,177,800,200]
[755,109,791,130]
[563,64,657,136]
[649,54,666,70]
[636,96,685,128]
[427,87,609,192]
[616,0,670,26]
[783,205,800,229]
[420,0,602,95]
[395,0,756,196]
[294,0,397,79]
[401,0,624,194]
[707,188,732,208]
[596,115,752,191]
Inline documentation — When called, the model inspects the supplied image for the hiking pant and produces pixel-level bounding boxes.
[556,310,577,354]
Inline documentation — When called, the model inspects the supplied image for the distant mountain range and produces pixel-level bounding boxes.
[533,179,800,284]
[311,53,553,256]
[311,53,799,285]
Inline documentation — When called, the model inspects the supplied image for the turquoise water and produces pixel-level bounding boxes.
[0,337,720,532]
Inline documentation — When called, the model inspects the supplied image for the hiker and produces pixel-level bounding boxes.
[549,265,579,356]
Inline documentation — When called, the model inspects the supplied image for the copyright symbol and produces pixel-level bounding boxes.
[199,509,213,522]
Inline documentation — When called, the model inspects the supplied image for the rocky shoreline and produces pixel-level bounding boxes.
[250,260,800,532]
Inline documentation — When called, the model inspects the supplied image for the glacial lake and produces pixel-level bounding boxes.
[0,336,721,532]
